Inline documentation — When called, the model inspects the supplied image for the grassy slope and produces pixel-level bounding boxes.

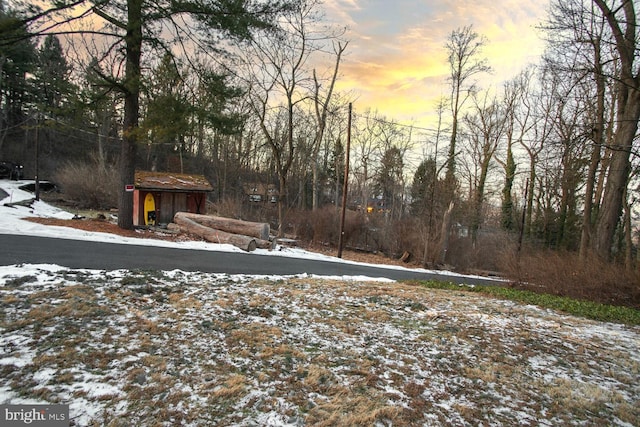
[1,268,638,426]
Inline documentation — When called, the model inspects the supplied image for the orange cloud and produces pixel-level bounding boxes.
[323,0,548,127]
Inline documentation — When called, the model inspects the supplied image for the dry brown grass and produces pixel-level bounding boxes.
[212,374,248,398]
[2,265,638,426]
[207,197,245,221]
[168,292,202,310]
[306,392,400,427]
[501,248,640,308]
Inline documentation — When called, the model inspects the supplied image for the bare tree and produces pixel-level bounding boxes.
[443,25,492,200]
[543,0,617,256]
[591,0,640,260]
[526,58,592,249]
[520,67,556,237]
[324,105,349,206]
[553,92,589,250]
[417,97,449,265]
[496,68,535,231]
[351,109,384,211]
[461,91,506,244]
[311,40,348,210]
[580,7,608,259]
[242,0,332,235]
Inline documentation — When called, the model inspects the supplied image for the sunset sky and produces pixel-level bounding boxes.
[322,0,550,131]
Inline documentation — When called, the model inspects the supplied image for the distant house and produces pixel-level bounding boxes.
[242,183,279,204]
[366,197,389,214]
[133,171,213,226]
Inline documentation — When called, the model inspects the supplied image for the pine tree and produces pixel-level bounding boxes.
[410,157,437,217]
[375,146,404,218]
[33,35,74,116]
[142,53,190,170]
[0,1,36,139]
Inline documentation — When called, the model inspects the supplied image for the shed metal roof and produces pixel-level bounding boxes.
[135,171,213,192]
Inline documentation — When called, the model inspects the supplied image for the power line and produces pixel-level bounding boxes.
[351,110,443,135]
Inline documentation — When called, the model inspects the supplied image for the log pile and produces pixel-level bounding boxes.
[169,212,273,252]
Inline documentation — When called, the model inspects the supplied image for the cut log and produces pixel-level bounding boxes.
[171,215,273,251]
[169,222,274,251]
[172,215,256,251]
[174,212,269,240]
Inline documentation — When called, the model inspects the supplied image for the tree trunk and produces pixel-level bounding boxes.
[277,173,287,237]
[471,157,491,245]
[623,192,633,272]
[579,36,605,260]
[594,91,640,259]
[174,212,270,240]
[440,201,454,264]
[117,0,143,230]
[525,168,535,236]
[579,142,601,257]
[501,139,516,230]
[311,42,346,210]
[311,160,319,210]
[592,0,640,260]
[446,83,461,186]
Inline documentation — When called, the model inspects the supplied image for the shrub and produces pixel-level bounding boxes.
[54,159,119,209]
[288,206,366,246]
[500,247,640,309]
[207,197,244,220]
[446,229,518,272]
[372,217,422,259]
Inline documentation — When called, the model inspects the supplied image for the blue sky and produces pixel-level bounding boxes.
[322,0,550,127]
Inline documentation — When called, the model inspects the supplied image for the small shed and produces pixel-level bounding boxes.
[133,171,213,226]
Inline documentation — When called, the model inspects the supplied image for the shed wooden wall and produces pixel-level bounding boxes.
[133,190,207,226]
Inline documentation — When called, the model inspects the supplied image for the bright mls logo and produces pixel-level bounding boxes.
[1,404,68,426]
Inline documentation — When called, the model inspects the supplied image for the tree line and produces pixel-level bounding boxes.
[1,0,639,269]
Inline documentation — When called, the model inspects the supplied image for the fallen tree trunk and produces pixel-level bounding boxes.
[174,212,269,240]
[170,215,273,251]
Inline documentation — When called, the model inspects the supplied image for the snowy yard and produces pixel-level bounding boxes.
[1,265,638,426]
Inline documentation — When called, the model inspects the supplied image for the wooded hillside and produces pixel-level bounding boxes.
[1,0,639,292]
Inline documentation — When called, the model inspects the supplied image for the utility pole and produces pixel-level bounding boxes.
[34,114,40,201]
[337,103,352,258]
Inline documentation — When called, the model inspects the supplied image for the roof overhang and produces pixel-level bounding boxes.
[135,171,213,192]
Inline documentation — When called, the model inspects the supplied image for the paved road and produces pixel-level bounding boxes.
[0,234,503,285]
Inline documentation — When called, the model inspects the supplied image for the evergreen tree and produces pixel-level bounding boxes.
[327,138,345,204]
[33,35,74,116]
[410,157,437,217]
[375,146,404,218]
[79,58,120,166]
[142,53,190,170]
[0,1,35,139]
[196,67,244,136]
